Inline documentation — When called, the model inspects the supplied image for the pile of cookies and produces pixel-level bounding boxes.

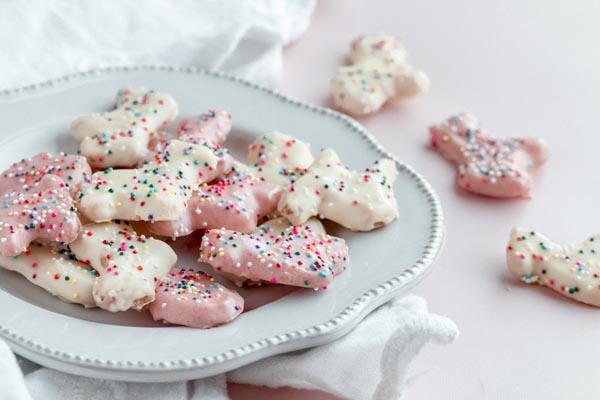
[0,87,400,328]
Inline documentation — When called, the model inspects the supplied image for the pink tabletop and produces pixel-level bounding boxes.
[232,0,600,398]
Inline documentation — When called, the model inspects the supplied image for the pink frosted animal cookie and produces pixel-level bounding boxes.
[177,110,232,145]
[507,228,600,307]
[331,34,430,116]
[277,149,399,231]
[0,175,81,257]
[430,113,549,198]
[0,243,97,307]
[199,225,349,289]
[69,221,177,312]
[148,171,282,238]
[149,267,244,328]
[78,140,233,222]
[148,110,232,154]
[71,87,178,168]
[0,152,91,197]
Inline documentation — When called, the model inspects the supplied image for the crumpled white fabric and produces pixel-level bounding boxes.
[0,0,316,89]
[229,296,459,400]
[0,296,457,400]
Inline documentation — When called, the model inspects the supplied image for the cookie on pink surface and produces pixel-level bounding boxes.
[199,225,349,289]
[507,228,600,307]
[148,171,282,238]
[331,34,430,116]
[0,152,91,197]
[430,113,549,198]
[0,175,81,257]
[149,267,244,328]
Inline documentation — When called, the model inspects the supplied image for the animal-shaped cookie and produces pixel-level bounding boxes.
[507,228,600,307]
[71,87,178,168]
[148,267,244,328]
[0,175,81,257]
[177,110,232,145]
[0,243,97,307]
[78,139,233,222]
[245,131,313,187]
[0,152,91,197]
[217,216,327,287]
[69,221,177,312]
[277,149,399,231]
[430,113,549,198]
[147,110,232,154]
[148,171,282,238]
[199,225,349,289]
[331,34,430,116]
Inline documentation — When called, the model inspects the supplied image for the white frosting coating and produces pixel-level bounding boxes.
[507,228,600,307]
[331,34,429,116]
[78,139,233,222]
[0,243,97,307]
[246,131,313,187]
[71,87,178,168]
[278,149,399,231]
[69,221,177,312]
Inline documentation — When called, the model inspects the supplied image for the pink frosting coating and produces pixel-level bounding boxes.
[0,175,81,256]
[177,110,232,145]
[147,110,232,155]
[199,225,349,289]
[149,267,244,328]
[0,152,91,197]
[430,113,549,198]
[148,172,282,237]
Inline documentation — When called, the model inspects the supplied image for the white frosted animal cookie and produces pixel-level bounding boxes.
[69,221,177,312]
[0,243,97,307]
[246,131,314,187]
[507,228,600,307]
[278,149,399,231]
[78,139,233,222]
[71,87,178,168]
[331,34,430,116]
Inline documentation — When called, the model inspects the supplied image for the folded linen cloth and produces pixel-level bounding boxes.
[0,0,316,89]
[0,296,457,400]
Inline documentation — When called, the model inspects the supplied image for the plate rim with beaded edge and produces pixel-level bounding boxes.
[0,66,444,382]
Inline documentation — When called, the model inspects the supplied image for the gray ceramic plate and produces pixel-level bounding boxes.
[0,66,443,382]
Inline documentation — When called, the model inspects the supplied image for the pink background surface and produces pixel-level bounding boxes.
[231,0,600,398]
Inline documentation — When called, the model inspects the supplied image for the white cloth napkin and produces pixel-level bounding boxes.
[0,1,459,399]
[0,0,315,88]
[0,296,457,400]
